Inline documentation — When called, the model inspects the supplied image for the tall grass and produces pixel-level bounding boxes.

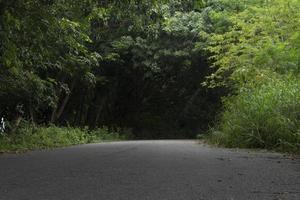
[0,124,130,153]
[209,77,300,153]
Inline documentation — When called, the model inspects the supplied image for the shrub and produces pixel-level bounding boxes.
[209,77,300,153]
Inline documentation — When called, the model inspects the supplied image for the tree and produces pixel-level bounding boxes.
[206,0,300,87]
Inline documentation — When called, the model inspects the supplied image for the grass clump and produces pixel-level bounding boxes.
[208,77,300,154]
[0,124,129,153]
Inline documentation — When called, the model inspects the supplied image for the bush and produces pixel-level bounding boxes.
[209,77,300,153]
[0,124,130,153]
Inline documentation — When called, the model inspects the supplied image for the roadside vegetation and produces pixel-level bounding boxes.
[0,0,299,153]
[0,123,129,153]
[208,77,300,154]
[206,0,300,154]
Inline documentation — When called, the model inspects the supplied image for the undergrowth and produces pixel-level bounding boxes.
[208,77,300,154]
[0,124,130,153]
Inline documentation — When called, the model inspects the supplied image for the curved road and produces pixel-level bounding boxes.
[0,140,299,200]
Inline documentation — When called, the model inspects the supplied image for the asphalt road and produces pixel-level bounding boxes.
[0,140,299,200]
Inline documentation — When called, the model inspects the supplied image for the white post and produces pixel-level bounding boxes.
[0,117,5,134]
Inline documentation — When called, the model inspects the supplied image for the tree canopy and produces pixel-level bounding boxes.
[0,0,223,138]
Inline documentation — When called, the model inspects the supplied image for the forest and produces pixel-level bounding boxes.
[0,0,299,153]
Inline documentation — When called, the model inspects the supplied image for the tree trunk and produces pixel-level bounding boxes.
[182,88,201,115]
[29,102,35,124]
[88,96,106,129]
[51,79,76,124]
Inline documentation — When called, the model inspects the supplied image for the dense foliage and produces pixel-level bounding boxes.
[0,0,223,138]
[207,0,300,153]
[1,0,299,152]
[210,77,300,153]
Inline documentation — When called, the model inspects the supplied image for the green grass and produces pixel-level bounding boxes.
[208,77,300,154]
[0,125,130,153]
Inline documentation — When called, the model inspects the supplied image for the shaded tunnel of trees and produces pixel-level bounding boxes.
[0,0,226,139]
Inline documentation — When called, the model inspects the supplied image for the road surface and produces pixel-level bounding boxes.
[0,140,299,200]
